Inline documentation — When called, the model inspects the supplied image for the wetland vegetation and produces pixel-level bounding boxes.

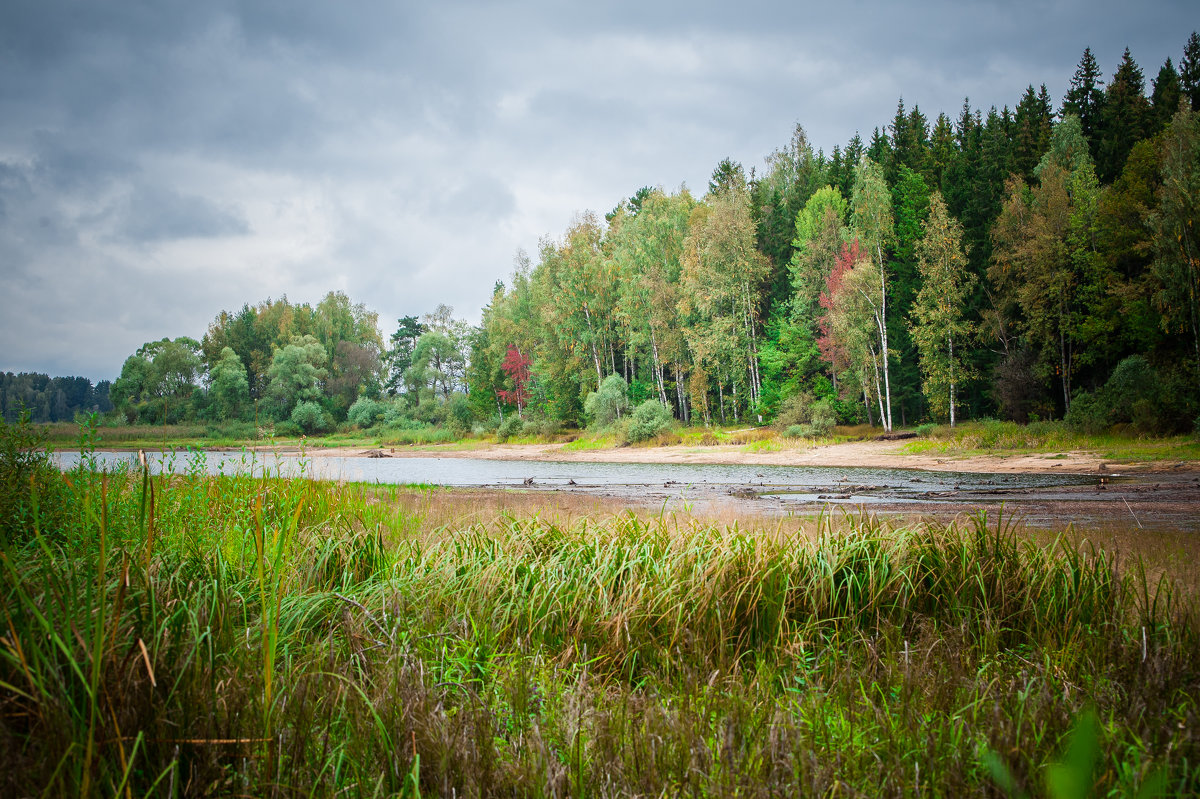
[3,417,1198,796]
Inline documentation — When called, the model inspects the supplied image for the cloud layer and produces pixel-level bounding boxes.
[1,0,1194,380]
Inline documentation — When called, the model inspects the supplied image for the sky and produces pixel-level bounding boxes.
[1,0,1195,382]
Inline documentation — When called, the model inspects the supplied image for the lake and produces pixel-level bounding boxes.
[54,448,1096,506]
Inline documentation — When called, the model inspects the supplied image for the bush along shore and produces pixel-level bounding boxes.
[1,419,1198,796]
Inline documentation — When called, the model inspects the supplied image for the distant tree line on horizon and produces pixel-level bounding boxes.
[1,373,112,424]
[92,35,1200,436]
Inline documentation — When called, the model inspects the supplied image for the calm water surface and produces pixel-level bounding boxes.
[54,449,1094,504]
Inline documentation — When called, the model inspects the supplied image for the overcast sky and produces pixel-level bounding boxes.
[1,0,1194,382]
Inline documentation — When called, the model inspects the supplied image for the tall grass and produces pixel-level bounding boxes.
[2,438,1197,795]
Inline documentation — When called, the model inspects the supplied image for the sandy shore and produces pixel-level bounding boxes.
[255,438,1198,475]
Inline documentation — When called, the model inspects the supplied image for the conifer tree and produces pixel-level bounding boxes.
[1150,58,1183,134]
[1062,47,1106,154]
[1098,48,1150,183]
[1181,31,1200,111]
[930,112,957,190]
[1013,85,1054,180]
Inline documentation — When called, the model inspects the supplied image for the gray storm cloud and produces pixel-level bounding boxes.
[0,0,1194,380]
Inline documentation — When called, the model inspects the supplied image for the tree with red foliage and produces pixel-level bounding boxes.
[817,240,858,391]
[497,345,531,415]
[819,239,887,425]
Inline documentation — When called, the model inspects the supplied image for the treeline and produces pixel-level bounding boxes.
[109,290,479,434]
[469,36,1200,434]
[1,373,112,423]
[107,36,1200,436]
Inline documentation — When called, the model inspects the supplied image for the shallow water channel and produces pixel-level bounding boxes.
[55,449,1096,506]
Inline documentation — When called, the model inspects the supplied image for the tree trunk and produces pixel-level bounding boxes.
[869,344,886,428]
[877,241,893,431]
[1059,325,1070,414]
[650,329,668,406]
[583,305,603,388]
[674,363,688,422]
[948,333,956,428]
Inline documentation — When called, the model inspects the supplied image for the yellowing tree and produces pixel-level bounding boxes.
[679,184,770,421]
[911,193,976,426]
[851,156,897,430]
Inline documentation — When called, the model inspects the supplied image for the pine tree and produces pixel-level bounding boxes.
[889,166,932,424]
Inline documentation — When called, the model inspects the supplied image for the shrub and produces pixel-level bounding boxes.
[1065,356,1188,435]
[496,414,524,442]
[1105,355,1155,422]
[775,392,815,429]
[0,413,71,544]
[442,394,474,435]
[584,374,630,428]
[776,393,836,436]
[271,420,302,437]
[809,399,837,435]
[1065,391,1108,434]
[347,397,384,428]
[385,416,430,432]
[290,401,331,434]
[523,414,561,439]
[625,400,674,443]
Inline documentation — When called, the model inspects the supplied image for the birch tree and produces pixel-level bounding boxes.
[679,184,771,420]
[611,189,694,413]
[990,116,1100,413]
[820,241,887,424]
[851,156,897,430]
[1149,103,1200,394]
[911,193,976,425]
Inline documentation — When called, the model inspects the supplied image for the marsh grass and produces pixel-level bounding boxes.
[2,439,1198,796]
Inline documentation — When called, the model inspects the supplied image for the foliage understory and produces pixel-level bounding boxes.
[2,443,1198,797]
[904,420,1200,463]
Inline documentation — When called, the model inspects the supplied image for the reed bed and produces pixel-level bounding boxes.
[2,441,1198,796]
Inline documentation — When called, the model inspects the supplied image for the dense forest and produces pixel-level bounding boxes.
[100,36,1200,437]
[0,373,112,423]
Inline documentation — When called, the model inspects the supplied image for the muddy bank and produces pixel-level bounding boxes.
[264,439,1196,476]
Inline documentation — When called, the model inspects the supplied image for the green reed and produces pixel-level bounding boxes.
[1,442,1197,796]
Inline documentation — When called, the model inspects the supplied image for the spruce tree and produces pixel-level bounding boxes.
[930,112,957,190]
[1062,47,1106,153]
[1150,58,1183,134]
[1097,48,1150,183]
[1181,31,1200,111]
[1013,85,1054,180]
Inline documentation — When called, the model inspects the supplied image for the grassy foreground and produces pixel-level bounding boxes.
[2,447,1198,796]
